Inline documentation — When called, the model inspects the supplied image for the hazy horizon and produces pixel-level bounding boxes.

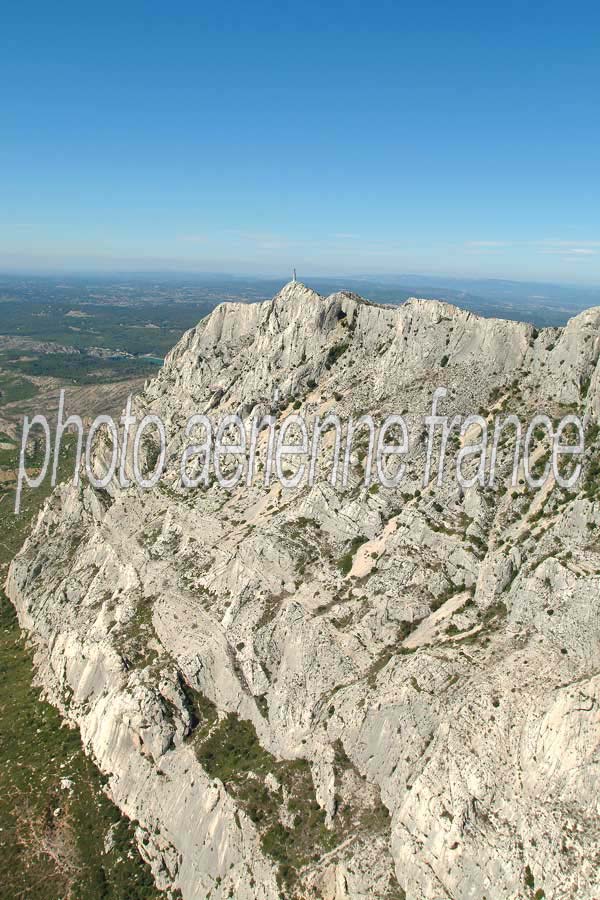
[2,252,600,289]
[2,266,600,293]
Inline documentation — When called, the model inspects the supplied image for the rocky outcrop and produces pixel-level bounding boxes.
[6,282,600,899]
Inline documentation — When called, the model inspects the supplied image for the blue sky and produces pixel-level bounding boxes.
[1,1,599,282]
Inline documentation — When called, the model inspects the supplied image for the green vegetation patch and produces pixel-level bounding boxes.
[325,341,349,370]
[337,535,368,575]
[192,706,332,891]
[0,298,216,356]
[0,594,163,900]
[8,353,159,385]
[188,693,397,895]
[0,374,39,405]
[0,434,163,899]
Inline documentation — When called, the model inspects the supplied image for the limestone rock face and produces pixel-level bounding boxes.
[6,282,600,900]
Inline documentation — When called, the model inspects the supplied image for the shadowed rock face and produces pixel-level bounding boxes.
[6,282,600,900]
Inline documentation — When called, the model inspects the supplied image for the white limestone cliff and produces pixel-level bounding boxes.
[6,282,600,899]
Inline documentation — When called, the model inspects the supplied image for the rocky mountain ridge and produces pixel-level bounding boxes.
[6,281,600,899]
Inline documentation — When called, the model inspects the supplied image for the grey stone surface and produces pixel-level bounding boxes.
[6,282,600,899]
